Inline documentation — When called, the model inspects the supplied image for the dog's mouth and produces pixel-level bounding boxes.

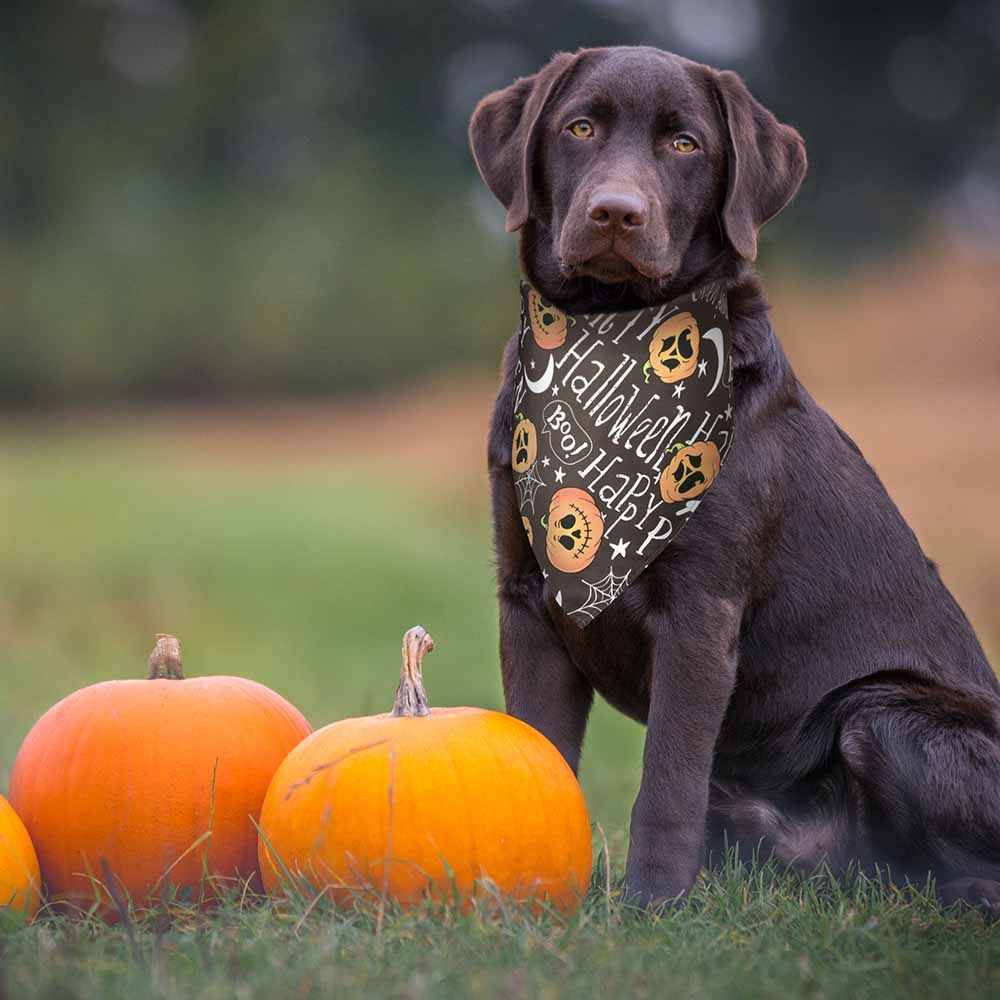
[561,248,669,285]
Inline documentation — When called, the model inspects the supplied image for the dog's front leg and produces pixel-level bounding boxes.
[499,572,594,774]
[625,596,741,907]
[493,461,593,773]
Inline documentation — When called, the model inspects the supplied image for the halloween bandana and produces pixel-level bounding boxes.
[512,281,734,628]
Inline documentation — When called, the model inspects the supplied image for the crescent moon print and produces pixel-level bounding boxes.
[513,280,733,628]
[702,328,725,396]
[524,354,555,393]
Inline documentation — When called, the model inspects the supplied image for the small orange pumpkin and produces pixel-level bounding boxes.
[0,794,41,919]
[511,413,538,473]
[659,441,721,502]
[9,635,311,915]
[545,487,604,573]
[647,311,700,383]
[527,289,570,350]
[259,628,592,914]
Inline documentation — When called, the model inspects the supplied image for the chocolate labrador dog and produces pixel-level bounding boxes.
[469,46,1000,911]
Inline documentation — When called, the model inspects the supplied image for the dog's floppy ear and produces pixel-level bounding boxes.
[712,70,807,261]
[469,51,582,233]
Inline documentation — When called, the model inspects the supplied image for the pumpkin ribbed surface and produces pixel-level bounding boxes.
[0,793,41,918]
[9,637,311,912]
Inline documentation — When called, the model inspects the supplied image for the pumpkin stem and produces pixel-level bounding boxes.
[391,626,434,718]
[147,634,184,680]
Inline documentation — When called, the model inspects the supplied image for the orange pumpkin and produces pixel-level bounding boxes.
[9,635,311,915]
[647,311,700,383]
[0,794,41,919]
[659,441,721,502]
[545,487,604,573]
[259,628,592,914]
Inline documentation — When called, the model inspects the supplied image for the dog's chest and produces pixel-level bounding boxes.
[549,590,657,723]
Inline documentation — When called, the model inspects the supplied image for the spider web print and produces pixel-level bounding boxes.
[568,567,631,623]
[514,462,546,512]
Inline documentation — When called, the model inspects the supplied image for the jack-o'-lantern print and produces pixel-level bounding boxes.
[521,515,533,546]
[545,488,604,573]
[511,413,538,473]
[659,441,721,503]
[528,290,572,350]
[646,311,700,384]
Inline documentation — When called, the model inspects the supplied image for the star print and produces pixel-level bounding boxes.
[554,467,566,483]
[724,403,733,420]
[672,381,687,399]
[610,537,630,559]
[530,359,536,369]
[551,384,560,396]
[541,455,551,467]
[697,359,709,377]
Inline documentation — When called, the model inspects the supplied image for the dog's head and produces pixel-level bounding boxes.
[469,46,806,311]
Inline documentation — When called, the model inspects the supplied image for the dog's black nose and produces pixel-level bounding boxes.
[587,190,647,231]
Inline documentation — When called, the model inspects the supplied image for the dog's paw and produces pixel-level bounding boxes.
[939,877,1000,919]
[620,887,683,915]
[621,864,692,914]
[620,884,672,913]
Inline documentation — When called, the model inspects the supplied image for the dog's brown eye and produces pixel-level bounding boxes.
[568,119,594,139]
[672,135,698,153]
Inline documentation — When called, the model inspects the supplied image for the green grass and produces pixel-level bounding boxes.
[1,426,996,998]
[4,863,999,999]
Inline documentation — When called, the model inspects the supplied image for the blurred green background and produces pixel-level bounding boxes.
[2,0,999,404]
[1,0,999,847]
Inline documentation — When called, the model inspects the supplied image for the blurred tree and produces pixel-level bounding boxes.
[0,0,997,405]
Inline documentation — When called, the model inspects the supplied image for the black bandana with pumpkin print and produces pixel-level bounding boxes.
[512,280,734,628]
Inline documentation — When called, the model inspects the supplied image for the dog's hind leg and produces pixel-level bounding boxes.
[832,672,1000,914]
[705,777,855,874]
